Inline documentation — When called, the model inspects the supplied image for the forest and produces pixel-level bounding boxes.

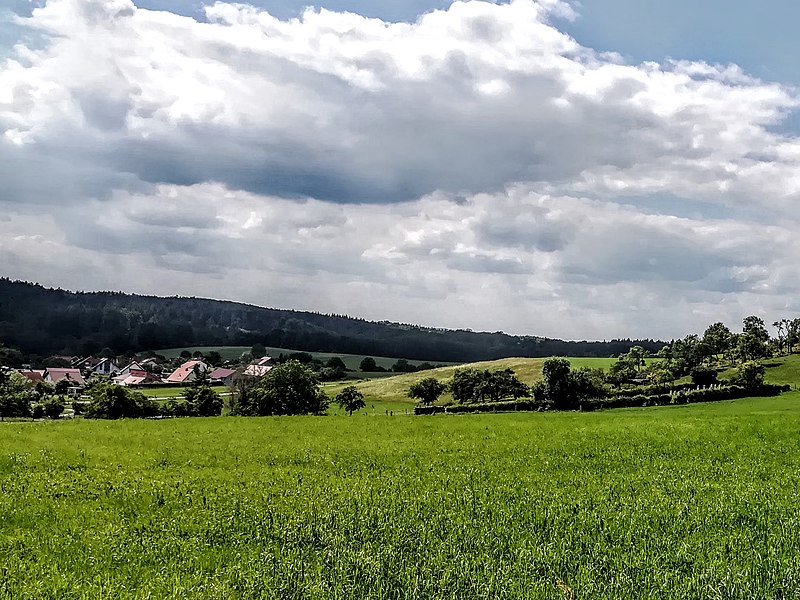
[0,279,662,362]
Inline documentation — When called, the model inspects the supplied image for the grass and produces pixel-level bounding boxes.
[136,385,228,399]
[2,395,800,598]
[323,357,654,405]
[3,354,800,597]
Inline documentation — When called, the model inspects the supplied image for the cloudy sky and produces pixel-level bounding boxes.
[1,0,799,341]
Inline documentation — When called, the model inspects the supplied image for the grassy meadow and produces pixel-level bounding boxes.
[323,356,657,405]
[2,355,800,598]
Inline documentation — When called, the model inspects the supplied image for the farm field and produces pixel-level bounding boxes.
[2,391,800,598]
[156,345,461,373]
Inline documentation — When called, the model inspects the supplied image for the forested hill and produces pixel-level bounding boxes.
[0,279,664,361]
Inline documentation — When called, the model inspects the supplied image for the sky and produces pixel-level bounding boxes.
[1,0,799,341]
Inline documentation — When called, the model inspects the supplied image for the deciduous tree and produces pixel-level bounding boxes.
[409,377,447,405]
[336,386,366,416]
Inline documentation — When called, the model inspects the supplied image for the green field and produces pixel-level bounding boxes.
[156,346,460,373]
[323,356,652,404]
[2,394,800,598]
[2,356,800,598]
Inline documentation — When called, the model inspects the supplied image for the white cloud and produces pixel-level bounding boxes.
[1,0,800,339]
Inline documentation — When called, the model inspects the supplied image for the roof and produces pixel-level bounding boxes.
[74,356,103,368]
[18,369,44,383]
[45,368,86,385]
[115,370,161,386]
[244,364,273,377]
[165,360,208,383]
[118,361,143,374]
[209,367,236,380]
[253,356,273,366]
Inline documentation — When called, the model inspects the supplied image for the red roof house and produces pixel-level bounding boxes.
[165,360,209,384]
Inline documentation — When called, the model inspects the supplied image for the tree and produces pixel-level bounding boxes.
[359,357,378,372]
[690,366,718,386]
[474,369,529,402]
[607,358,636,388]
[251,343,267,359]
[180,350,192,359]
[450,368,483,404]
[743,316,769,343]
[734,333,769,362]
[232,361,329,416]
[336,386,366,416]
[731,361,766,390]
[788,319,800,354]
[536,358,604,410]
[702,322,733,359]
[185,384,222,417]
[205,351,222,366]
[41,395,65,419]
[408,377,447,405]
[326,357,347,371]
[624,346,648,372]
[0,370,33,420]
[84,383,159,419]
[392,359,417,373]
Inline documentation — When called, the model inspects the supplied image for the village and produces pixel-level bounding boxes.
[12,353,276,398]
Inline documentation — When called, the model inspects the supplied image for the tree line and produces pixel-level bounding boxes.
[0,279,663,363]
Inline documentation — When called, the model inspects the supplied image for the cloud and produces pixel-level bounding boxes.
[1,0,800,339]
[3,0,798,205]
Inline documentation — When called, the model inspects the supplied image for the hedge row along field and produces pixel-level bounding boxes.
[2,393,800,599]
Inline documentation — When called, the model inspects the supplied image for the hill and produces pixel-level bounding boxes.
[0,278,664,362]
[323,356,624,403]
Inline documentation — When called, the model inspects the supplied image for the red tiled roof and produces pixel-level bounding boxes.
[18,369,44,383]
[209,367,235,380]
[45,368,85,385]
[165,360,207,383]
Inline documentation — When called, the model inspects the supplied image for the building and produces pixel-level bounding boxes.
[165,360,209,385]
[17,369,45,384]
[115,369,162,387]
[244,356,273,378]
[209,367,237,386]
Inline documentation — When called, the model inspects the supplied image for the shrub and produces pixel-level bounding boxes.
[41,395,65,419]
[84,383,159,419]
[231,361,329,416]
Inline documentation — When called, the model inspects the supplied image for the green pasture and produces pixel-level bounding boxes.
[137,385,228,399]
[2,393,800,598]
[323,356,649,404]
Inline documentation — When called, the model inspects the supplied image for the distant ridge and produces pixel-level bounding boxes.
[0,279,664,361]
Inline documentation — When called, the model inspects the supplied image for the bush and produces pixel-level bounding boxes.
[41,396,65,420]
[230,361,329,416]
[690,366,719,386]
[84,383,160,419]
[185,385,222,417]
[730,361,766,390]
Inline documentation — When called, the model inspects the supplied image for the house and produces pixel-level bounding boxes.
[244,356,273,378]
[43,368,85,387]
[209,367,237,386]
[89,357,120,376]
[116,361,144,377]
[17,369,45,384]
[73,356,103,370]
[165,360,209,385]
[115,369,162,387]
